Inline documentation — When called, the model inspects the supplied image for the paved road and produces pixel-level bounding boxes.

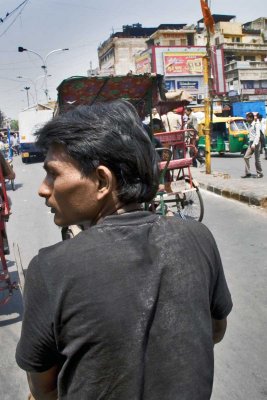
[0,156,266,399]
[209,151,267,180]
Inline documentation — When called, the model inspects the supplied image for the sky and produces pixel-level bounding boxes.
[0,0,266,119]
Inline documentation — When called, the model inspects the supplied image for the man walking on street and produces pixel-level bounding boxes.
[242,112,263,178]
[184,106,204,167]
[16,100,232,400]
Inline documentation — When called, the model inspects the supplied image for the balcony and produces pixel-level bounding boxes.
[220,42,267,53]
[225,60,267,72]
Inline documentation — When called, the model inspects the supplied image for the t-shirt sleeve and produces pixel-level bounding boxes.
[207,229,233,320]
[16,255,59,372]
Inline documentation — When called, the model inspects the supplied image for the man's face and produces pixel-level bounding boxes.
[38,143,100,227]
[246,115,253,124]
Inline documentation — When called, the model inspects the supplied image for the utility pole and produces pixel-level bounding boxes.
[200,0,215,174]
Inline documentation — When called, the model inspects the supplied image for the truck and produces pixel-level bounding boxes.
[18,106,54,163]
[231,100,266,118]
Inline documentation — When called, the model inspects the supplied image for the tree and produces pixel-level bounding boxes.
[0,109,4,128]
[10,120,19,131]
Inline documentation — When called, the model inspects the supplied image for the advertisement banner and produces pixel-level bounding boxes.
[163,52,205,76]
[135,53,151,74]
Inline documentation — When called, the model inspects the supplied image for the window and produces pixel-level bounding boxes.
[231,37,240,42]
[244,55,255,61]
[261,81,267,88]
[242,81,254,89]
[169,40,176,46]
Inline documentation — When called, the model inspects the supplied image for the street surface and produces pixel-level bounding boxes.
[208,151,267,180]
[0,155,267,400]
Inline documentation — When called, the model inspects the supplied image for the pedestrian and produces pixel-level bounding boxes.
[16,100,232,400]
[11,132,20,155]
[255,113,266,154]
[184,106,205,167]
[161,108,182,132]
[242,111,263,178]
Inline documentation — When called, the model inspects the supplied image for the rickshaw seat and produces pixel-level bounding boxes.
[159,157,192,171]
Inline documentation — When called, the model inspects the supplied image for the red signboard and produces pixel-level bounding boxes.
[163,52,205,76]
[135,54,151,74]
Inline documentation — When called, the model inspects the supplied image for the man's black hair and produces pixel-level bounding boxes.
[246,112,254,119]
[35,100,159,204]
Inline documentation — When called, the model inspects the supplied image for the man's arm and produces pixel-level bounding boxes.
[27,365,59,400]
[212,318,227,344]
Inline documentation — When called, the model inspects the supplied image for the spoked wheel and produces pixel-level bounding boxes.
[175,175,204,222]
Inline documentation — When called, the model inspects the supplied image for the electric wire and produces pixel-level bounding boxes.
[0,0,30,39]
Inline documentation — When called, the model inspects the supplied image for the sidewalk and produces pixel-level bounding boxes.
[193,165,267,208]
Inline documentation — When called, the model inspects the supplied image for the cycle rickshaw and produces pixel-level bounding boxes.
[0,161,18,305]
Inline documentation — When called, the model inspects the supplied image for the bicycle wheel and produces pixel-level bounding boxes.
[175,175,204,222]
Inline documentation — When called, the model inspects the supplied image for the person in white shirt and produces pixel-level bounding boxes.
[242,112,263,178]
[161,110,182,132]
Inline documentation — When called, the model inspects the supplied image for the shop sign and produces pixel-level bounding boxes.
[177,81,199,90]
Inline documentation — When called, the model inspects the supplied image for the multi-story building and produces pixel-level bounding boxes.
[198,14,267,102]
[97,16,267,106]
[135,24,206,100]
[97,24,156,76]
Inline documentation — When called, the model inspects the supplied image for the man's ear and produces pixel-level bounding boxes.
[95,166,115,199]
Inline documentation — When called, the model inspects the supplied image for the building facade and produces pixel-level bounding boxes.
[97,24,156,76]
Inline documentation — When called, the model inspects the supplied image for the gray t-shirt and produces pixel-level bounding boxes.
[16,211,232,400]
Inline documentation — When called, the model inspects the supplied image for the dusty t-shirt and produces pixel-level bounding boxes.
[16,212,232,400]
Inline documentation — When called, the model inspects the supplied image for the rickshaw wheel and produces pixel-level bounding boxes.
[175,176,204,222]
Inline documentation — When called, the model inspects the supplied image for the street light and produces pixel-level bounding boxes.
[23,86,30,107]
[18,46,69,102]
[17,75,52,104]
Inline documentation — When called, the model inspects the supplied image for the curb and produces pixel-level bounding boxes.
[198,181,267,208]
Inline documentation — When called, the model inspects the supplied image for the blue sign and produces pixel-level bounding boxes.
[165,80,176,91]
[177,81,199,90]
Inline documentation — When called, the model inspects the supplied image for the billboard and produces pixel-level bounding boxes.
[135,53,151,74]
[163,52,205,76]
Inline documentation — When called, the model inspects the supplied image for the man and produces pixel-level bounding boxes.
[242,112,263,178]
[184,106,204,167]
[161,109,182,132]
[256,113,266,155]
[16,100,232,400]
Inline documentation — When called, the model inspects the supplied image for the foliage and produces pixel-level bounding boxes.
[10,120,19,131]
[0,109,4,128]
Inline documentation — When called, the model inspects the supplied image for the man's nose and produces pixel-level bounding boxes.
[38,179,51,198]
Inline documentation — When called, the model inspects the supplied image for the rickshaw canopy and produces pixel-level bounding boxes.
[55,74,191,118]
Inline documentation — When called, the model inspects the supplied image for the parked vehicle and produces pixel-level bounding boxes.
[198,116,249,156]
[18,106,54,163]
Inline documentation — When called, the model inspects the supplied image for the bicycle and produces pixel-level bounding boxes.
[152,129,204,222]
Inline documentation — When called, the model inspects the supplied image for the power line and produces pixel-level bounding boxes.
[0,0,30,38]
[0,0,29,23]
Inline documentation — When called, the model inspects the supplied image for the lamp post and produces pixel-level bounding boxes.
[18,46,69,103]
[17,74,52,104]
[24,86,30,107]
